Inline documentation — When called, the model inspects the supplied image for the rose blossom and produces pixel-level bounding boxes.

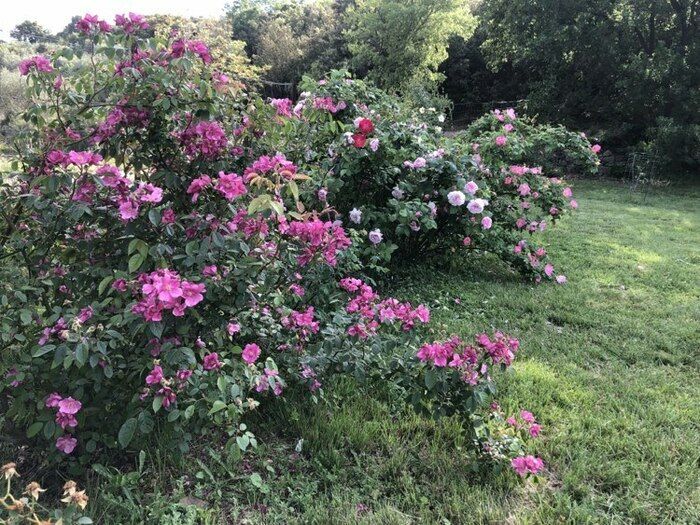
[56,436,78,454]
[203,352,222,370]
[467,198,488,214]
[242,343,261,364]
[447,190,466,206]
[465,181,478,195]
[349,208,362,224]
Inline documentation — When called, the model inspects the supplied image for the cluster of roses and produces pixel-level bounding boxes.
[96,165,164,221]
[446,179,493,230]
[131,269,206,322]
[339,278,430,338]
[45,394,82,454]
[75,12,148,35]
[272,91,349,117]
[44,149,102,170]
[42,152,165,223]
[270,98,295,118]
[171,39,213,64]
[349,117,376,149]
[94,102,150,144]
[511,455,545,477]
[507,409,542,439]
[142,364,193,409]
[483,403,545,477]
[18,55,53,75]
[227,208,270,239]
[282,218,352,267]
[255,367,284,397]
[403,148,445,170]
[417,332,520,382]
[243,153,298,181]
[177,120,229,159]
[280,307,320,341]
[312,96,347,114]
[505,172,578,216]
[490,107,520,147]
[38,318,68,347]
[186,171,247,202]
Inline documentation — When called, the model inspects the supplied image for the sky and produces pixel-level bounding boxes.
[0,0,229,40]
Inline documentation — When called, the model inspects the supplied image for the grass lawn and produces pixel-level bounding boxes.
[7,179,700,524]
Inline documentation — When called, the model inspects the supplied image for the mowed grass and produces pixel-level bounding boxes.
[256,179,699,524]
[11,180,700,524]
[387,180,700,523]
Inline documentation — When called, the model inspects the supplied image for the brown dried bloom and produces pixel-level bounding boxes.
[25,481,46,500]
[6,499,26,512]
[62,480,77,496]
[61,489,89,510]
[2,462,19,480]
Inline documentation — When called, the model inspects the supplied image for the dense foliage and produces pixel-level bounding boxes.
[0,16,543,482]
[445,0,699,176]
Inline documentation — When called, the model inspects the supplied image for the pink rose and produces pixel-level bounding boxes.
[242,343,261,364]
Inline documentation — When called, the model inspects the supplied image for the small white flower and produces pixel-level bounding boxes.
[368,229,383,244]
[392,186,404,200]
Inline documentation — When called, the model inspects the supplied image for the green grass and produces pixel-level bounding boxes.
[8,180,700,523]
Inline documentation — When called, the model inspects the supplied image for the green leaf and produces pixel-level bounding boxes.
[32,345,56,358]
[249,472,263,488]
[269,200,284,216]
[424,369,438,389]
[128,253,145,273]
[26,421,43,438]
[118,418,137,448]
[75,344,88,367]
[148,209,161,226]
[209,400,226,414]
[248,195,270,214]
[287,180,299,202]
[20,310,32,325]
[237,435,250,451]
[98,276,113,296]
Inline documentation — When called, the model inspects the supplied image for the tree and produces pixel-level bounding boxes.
[344,0,476,91]
[10,20,53,44]
[460,0,699,175]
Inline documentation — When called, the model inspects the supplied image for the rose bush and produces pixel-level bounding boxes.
[254,71,600,281]
[0,15,542,479]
